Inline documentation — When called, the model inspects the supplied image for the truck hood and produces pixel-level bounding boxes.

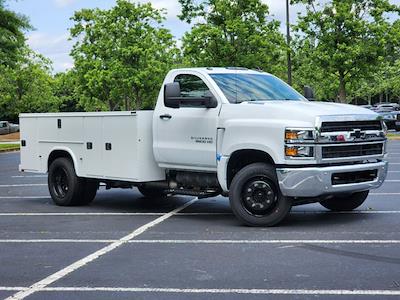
[242,100,379,122]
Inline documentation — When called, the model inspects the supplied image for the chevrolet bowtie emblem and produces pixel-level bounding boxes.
[350,129,365,139]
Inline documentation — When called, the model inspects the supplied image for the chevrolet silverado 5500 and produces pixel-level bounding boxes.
[19,68,388,226]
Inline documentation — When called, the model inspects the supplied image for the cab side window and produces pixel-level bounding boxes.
[174,74,210,99]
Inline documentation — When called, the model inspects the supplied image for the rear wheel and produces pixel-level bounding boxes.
[320,191,369,211]
[79,179,99,205]
[48,157,98,206]
[229,163,292,227]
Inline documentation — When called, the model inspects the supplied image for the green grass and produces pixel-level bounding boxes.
[0,144,20,151]
[387,133,400,140]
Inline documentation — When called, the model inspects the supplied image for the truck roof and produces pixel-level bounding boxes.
[170,67,271,75]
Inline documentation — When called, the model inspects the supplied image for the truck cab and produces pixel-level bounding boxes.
[19,67,388,226]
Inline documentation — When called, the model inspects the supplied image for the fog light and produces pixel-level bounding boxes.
[285,146,314,158]
[285,147,298,156]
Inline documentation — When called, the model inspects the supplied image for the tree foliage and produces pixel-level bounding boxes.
[292,0,400,102]
[179,0,286,77]
[0,0,32,67]
[70,0,179,111]
[0,49,58,121]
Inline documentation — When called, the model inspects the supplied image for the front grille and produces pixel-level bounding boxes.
[331,169,377,185]
[322,143,383,158]
[321,121,382,132]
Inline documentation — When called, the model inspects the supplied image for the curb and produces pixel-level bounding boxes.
[0,148,20,153]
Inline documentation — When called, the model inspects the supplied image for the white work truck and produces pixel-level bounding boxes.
[19,68,388,226]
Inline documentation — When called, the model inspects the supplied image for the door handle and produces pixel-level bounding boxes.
[159,114,172,120]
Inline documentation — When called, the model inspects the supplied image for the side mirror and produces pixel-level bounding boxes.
[164,82,180,108]
[304,86,315,101]
[203,91,218,108]
[164,82,218,109]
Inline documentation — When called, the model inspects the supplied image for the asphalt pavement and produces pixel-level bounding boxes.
[0,141,400,299]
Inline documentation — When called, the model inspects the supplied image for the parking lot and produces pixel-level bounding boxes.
[0,141,400,299]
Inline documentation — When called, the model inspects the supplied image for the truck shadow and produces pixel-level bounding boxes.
[93,190,370,228]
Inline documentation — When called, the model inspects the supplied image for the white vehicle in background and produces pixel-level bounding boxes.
[375,102,400,112]
[19,68,388,226]
[0,121,19,135]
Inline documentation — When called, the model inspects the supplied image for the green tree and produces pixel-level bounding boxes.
[0,49,58,121]
[70,0,179,111]
[293,0,400,103]
[179,0,286,77]
[53,71,83,112]
[0,0,32,67]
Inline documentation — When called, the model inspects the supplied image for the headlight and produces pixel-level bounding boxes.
[382,121,388,135]
[285,128,315,143]
[285,146,314,158]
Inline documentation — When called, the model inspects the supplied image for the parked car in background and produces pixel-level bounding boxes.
[375,102,400,112]
[396,113,400,131]
[360,104,373,110]
[0,121,20,135]
[376,111,399,131]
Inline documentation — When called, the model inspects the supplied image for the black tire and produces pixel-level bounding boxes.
[79,179,99,205]
[137,185,166,198]
[48,157,98,206]
[229,163,292,227]
[320,191,369,211]
[395,125,400,132]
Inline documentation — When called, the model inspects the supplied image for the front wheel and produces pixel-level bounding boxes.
[229,163,292,227]
[320,191,369,211]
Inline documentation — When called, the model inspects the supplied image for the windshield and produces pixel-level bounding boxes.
[209,73,306,103]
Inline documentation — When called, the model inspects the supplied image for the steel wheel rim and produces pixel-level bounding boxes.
[241,176,278,217]
[52,167,69,198]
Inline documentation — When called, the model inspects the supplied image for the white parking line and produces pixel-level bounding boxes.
[128,239,400,244]
[0,287,26,291]
[0,239,399,244]
[0,212,166,216]
[1,210,400,217]
[0,184,47,187]
[370,192,400,195]
[5,198,198,300]
[0,239,114,243]
[0,196,51,199]
[388,171,400,173]
[11,175,47,178]
[1,286,400,296]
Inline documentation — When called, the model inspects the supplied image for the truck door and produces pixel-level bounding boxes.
[154,73,220,171]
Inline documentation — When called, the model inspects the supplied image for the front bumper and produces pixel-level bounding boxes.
[276,161,388,198]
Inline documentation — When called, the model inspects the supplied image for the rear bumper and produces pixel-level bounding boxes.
[276,161,388,197]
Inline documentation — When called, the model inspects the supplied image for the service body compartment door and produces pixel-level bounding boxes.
[102,115,138,180]
[83,117,103,177]
[19,117,39,172]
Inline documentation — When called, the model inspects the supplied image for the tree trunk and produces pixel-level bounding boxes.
[338,71,346,103]
[124,96,130,111]
[135,89,141,111]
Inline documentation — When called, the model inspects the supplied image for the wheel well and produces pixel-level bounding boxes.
[47,150,73,171]
[227,150,274,189]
